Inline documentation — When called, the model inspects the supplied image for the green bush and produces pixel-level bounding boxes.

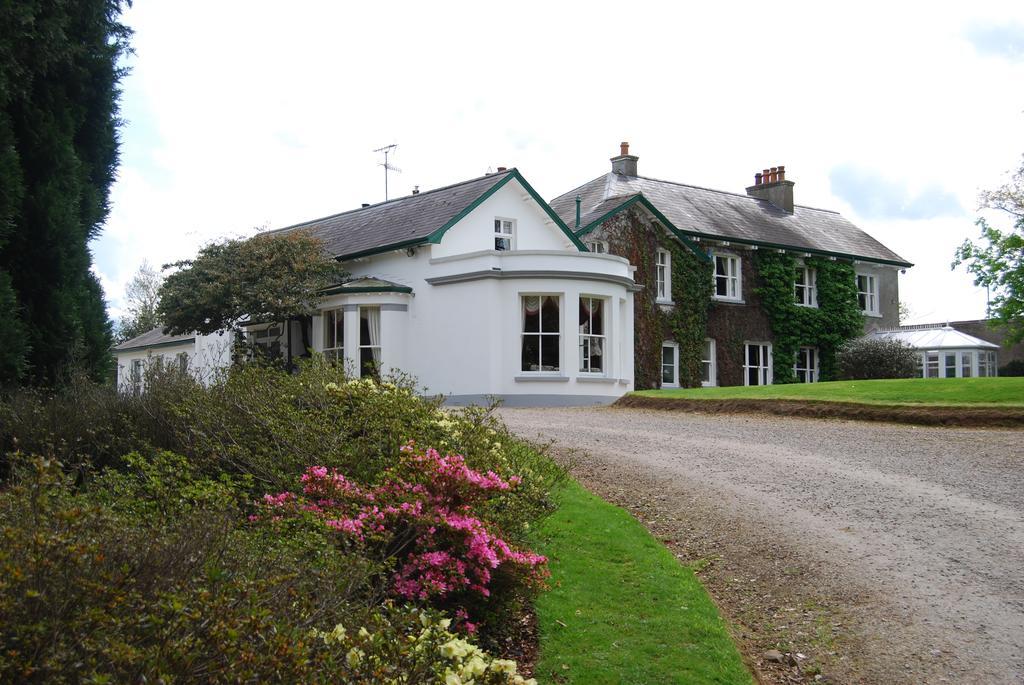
[999,359,1024,376]
[836,336,918,380]
[0,454,537,684]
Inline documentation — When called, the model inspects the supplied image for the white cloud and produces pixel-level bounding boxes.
[92,0,1024,326]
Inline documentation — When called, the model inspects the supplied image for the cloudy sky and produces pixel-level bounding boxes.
[95,0,1024,325]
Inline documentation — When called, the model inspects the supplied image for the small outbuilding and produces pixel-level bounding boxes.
[866,325,1000,378]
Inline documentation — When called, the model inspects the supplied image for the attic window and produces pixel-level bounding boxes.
[494,218,515,251]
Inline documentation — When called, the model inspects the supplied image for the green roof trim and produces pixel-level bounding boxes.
[425,170,588,252]
[321,284,413,295]
[335,170,586,261]
[576,194,710,262]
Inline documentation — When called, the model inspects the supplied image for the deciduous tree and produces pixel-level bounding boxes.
[115,261,163,343]
[158,231,346,336]
[954,157,1024,343]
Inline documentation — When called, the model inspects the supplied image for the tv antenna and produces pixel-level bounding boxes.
[373,143,402,201]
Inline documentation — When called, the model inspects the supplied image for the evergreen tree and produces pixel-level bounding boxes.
[0,1,132,386]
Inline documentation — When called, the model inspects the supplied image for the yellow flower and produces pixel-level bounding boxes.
[346,647,364,668]
[462,656,487,677]
[444,673,462,685]
[437,618,452,630]
[489,659,517,675]
[358,626,370,639]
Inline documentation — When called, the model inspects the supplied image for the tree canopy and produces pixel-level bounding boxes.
[157,232,347,336]
[954,157,1024,343]
[0,0,132,386]
[115,261,163,343]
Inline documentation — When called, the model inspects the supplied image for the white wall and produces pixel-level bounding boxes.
[115,333,232,392]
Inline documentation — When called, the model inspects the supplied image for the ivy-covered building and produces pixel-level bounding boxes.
[549,143,913,389]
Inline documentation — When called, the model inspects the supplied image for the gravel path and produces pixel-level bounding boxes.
[498,407,1024,684]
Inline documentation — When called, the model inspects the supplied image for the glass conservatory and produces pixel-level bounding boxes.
[866,325,1000,378]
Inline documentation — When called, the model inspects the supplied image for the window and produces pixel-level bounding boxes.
[358,306,381,378]
[578,297,606,374]
[655,249,671,302]
[794,346,818,383]
[990,352,999,376]
[177,352,189,375]
[701,339,716,387]
[856,273,879,315]
[522,295,560,372]
[252,326,282,359]
[130,359,143,391]
[924,351,939,378]
[585,240,608,254]
[744,342,772,386]
[494,218,515,251]
[795,266,818,307]
[977,351,997,377]
[713,254,741,301]
[324,308,344,361]
[661,342,678,387]
[961,353,972,378]
[944,353,957,378]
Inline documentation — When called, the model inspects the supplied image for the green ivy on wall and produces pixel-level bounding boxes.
[661,236,713,387]
[754,252,863,382]
[600,207,712,389]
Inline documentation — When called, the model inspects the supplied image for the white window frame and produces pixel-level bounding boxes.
[521,294,561,374]
[130,359,143,391]
[795,265,818,308]
[856,273,880,316]
[494,217,515,251]
[794,346,818,383]
[585,240,608,254]
[578,296,607,375]
[655,249,672,303]
[701,338,717,387]
[358,305,381,378]
[323,308,345,362]
[176,352,189,375]
[743,342,773,386]
[661,341,679,388]
[713,252,742,302]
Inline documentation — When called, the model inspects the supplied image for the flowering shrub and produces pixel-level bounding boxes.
[255,442,548,631]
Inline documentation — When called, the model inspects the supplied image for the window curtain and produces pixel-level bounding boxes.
[366,307,381,363]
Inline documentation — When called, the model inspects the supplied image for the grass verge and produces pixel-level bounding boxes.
[633,377,1024,406]
[530,480,752,685]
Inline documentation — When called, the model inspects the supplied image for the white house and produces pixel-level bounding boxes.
[112,328,232,392]
[115,169,638,406]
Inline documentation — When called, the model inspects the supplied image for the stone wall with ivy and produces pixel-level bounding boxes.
[753,252,864,382]
[589,206,712,389]
[705,251,774,386]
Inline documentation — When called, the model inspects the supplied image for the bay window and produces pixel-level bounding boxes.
[578,296,606,374]
[522,295,560,372]
[358,306,381,378]
[324,308,344,361]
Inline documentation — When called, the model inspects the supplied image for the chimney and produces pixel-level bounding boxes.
[412,185,420,195]
[361,203,370,208]
[746,163,794,213]
[496,166,508,173]
[610,141,638,177]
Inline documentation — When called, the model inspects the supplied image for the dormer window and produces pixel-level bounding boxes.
[494,218,515,251]
[585,240,608,254]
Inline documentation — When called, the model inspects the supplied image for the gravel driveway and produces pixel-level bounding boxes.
[498,407,1024,684]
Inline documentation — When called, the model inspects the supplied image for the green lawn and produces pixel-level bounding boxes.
[633,377,1024,407]
[531,480,752,685]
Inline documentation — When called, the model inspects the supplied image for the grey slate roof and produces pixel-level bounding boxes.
[551,173,912,266]
[113,327,195,352]
[266,170,514,259]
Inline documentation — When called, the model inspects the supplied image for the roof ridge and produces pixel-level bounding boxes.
[631,174,841,214]
[266,168,516,234]
[549,174,607,205]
